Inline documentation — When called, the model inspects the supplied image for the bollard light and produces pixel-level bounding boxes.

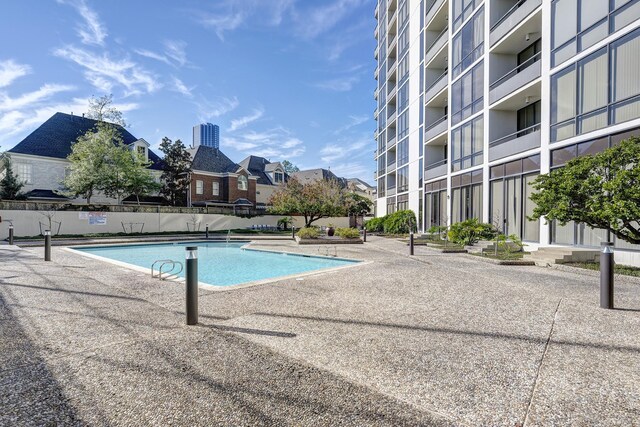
[44,230,51,261]
[409,231,414,256]
[363,227,367,242]
[185,246,199,325]
[600,242,614,309]
[9,225,14,245]
[205,224,209,239]
[292,226,296,239]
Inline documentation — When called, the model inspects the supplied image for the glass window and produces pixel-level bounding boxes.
[397,138,409,166]
[274,172,284,183]
[397,166,409,192]
[611,28,640,123]
[451,61,483,125]
[451,115,483,172]
[15,163,32,184]
[517,101,541,135]
[552,0,577,48]
[212,181,220,196]
[452,7,484,78]
[452,0,480,31]
[196,180,203,195]
[238,175,248,191]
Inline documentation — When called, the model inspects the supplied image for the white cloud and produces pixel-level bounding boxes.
[171,76,194,97]
[0,84,75,111]
[57,0,107,46]
[135,40,189,68]
[320,136,370,163]
[334,115,369,134]
[229,108,264,132]
[315,76,360,92]
[293,0,367,39]
[53,46,161,96]
[199,0,295,40]
[323,162,370,179]
[0,60,31,88]
[195,96,240,121]
[223,126,305,160]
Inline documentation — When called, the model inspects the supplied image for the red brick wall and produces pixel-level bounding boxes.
[190,172,256,205]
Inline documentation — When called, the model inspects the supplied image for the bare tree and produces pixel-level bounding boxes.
[86,94,128,127]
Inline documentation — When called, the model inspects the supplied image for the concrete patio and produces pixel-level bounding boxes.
[1,236,639,426]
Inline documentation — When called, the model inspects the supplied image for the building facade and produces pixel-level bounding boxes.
[238,155,288,206]
[374,0,640,254]
[192,123,220,149]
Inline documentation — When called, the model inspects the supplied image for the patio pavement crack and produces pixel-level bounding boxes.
[522,297,563,427]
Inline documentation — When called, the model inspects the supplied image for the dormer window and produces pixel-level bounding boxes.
[137,146,146,157]
[274,171,284,183]
[238,175,248,190]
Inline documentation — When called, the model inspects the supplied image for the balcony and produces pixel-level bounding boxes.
[374,3,378,18]
[489,53,541,105]
[425,115,448,142]
[490,0,542,47]
[425,159,448,180]
[425,0,447,30]
[374,44,379,60]
[387,135,397,149]
[425,69,447,103]
[374,67,379,80]
[387,108,397,124]
[426,27,448,63]
[387,186,397,196]
[489,123,541,161]
[387,83,397,101]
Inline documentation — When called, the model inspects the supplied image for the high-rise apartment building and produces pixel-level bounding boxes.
[193,123,220,149]
[374,0,640,257]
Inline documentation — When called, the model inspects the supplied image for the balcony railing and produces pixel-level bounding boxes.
[490,0,542,46]
[425,115,448,132]
[490,52,541,90]
[387,160,397,170]
[491,0,528,30]
[388,135,397,148]
[425,158,447,170]
[490,123,541,147]
[426,68,448,92]
[426,26,448,59]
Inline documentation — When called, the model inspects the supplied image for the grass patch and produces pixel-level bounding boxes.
[470,251,526,260]
[565,262,640,277]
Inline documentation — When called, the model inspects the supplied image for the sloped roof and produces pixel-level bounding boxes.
[24,189,70,200]
[347,177,376,190]
[238,155,286,185]
[291,168,347,187]
[9,112,164,170]
[189,145,240,173]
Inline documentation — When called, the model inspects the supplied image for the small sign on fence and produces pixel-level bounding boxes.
[88,212,107,225]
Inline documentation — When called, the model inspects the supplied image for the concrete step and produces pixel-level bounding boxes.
[525,247,599,265]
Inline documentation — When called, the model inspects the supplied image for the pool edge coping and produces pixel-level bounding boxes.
[62,241,371,292]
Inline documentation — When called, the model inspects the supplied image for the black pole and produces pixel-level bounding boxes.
[185,246,199,325]
[44,230,51,261]
[205,224,209,239]
[292,226,296,239]
[409,231,414,256]
[363,227,367,242]
[9,225,14,245]
[600,242,614,309]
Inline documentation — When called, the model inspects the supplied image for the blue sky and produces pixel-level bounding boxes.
[0,0,377,181]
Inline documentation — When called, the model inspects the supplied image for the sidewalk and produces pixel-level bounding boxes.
[1,237,639,425]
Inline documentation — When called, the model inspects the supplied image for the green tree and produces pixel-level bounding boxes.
[268,177,347,227]
[0,154,25,200]
[346,192,374,216]
[282,160,300,174]
[529,137,640,244]
[124,154,161,205]
[159,137,191,206]
[63,124,116,203]
[86,94,128,127]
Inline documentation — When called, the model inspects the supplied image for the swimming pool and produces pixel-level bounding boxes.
[73,241,360,287]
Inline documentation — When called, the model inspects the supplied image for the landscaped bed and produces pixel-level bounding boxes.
[564,262,640,277]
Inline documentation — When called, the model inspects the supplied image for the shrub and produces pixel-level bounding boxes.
[336,227,360,239]
[277,216,293,229]
[383,210,417,234]
[296,227,319,239]
[364,216,386,232]
[448,218,496,246]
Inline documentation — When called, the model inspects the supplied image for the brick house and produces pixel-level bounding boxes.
[187,145,258,210]
[237,155,288,207]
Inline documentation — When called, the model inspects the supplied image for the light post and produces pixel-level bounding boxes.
[8,225,14,245]
[409,231,414,256]
[363,227,367,242]
[600,242,614,309]
[185,246,199,325]
[291,225,296,239]
[44,230,51,261]
[205,224,209,239]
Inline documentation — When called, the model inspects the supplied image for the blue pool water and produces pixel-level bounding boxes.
[74,242,358,286]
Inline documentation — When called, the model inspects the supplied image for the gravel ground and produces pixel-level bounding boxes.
[1,237,639,426]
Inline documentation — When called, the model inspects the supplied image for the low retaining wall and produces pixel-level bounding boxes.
[0,209,353,240]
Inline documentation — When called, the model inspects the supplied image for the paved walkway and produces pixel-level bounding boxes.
[1,237,639,426]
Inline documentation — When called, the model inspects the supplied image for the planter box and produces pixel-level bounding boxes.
[295,236,363,245]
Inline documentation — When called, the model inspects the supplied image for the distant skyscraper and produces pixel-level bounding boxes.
[193,123,219,148]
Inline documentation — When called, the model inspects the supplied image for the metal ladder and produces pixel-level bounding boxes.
[151,259,184,281]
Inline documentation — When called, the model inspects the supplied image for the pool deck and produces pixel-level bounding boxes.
[1,237,639,426]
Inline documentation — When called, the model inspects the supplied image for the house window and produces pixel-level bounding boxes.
[274,171,283,183]
[15,163,32,184]
[212,181,219,196]
[238,175,248,191]
[137,146,146,157]
[196,180,203,195]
